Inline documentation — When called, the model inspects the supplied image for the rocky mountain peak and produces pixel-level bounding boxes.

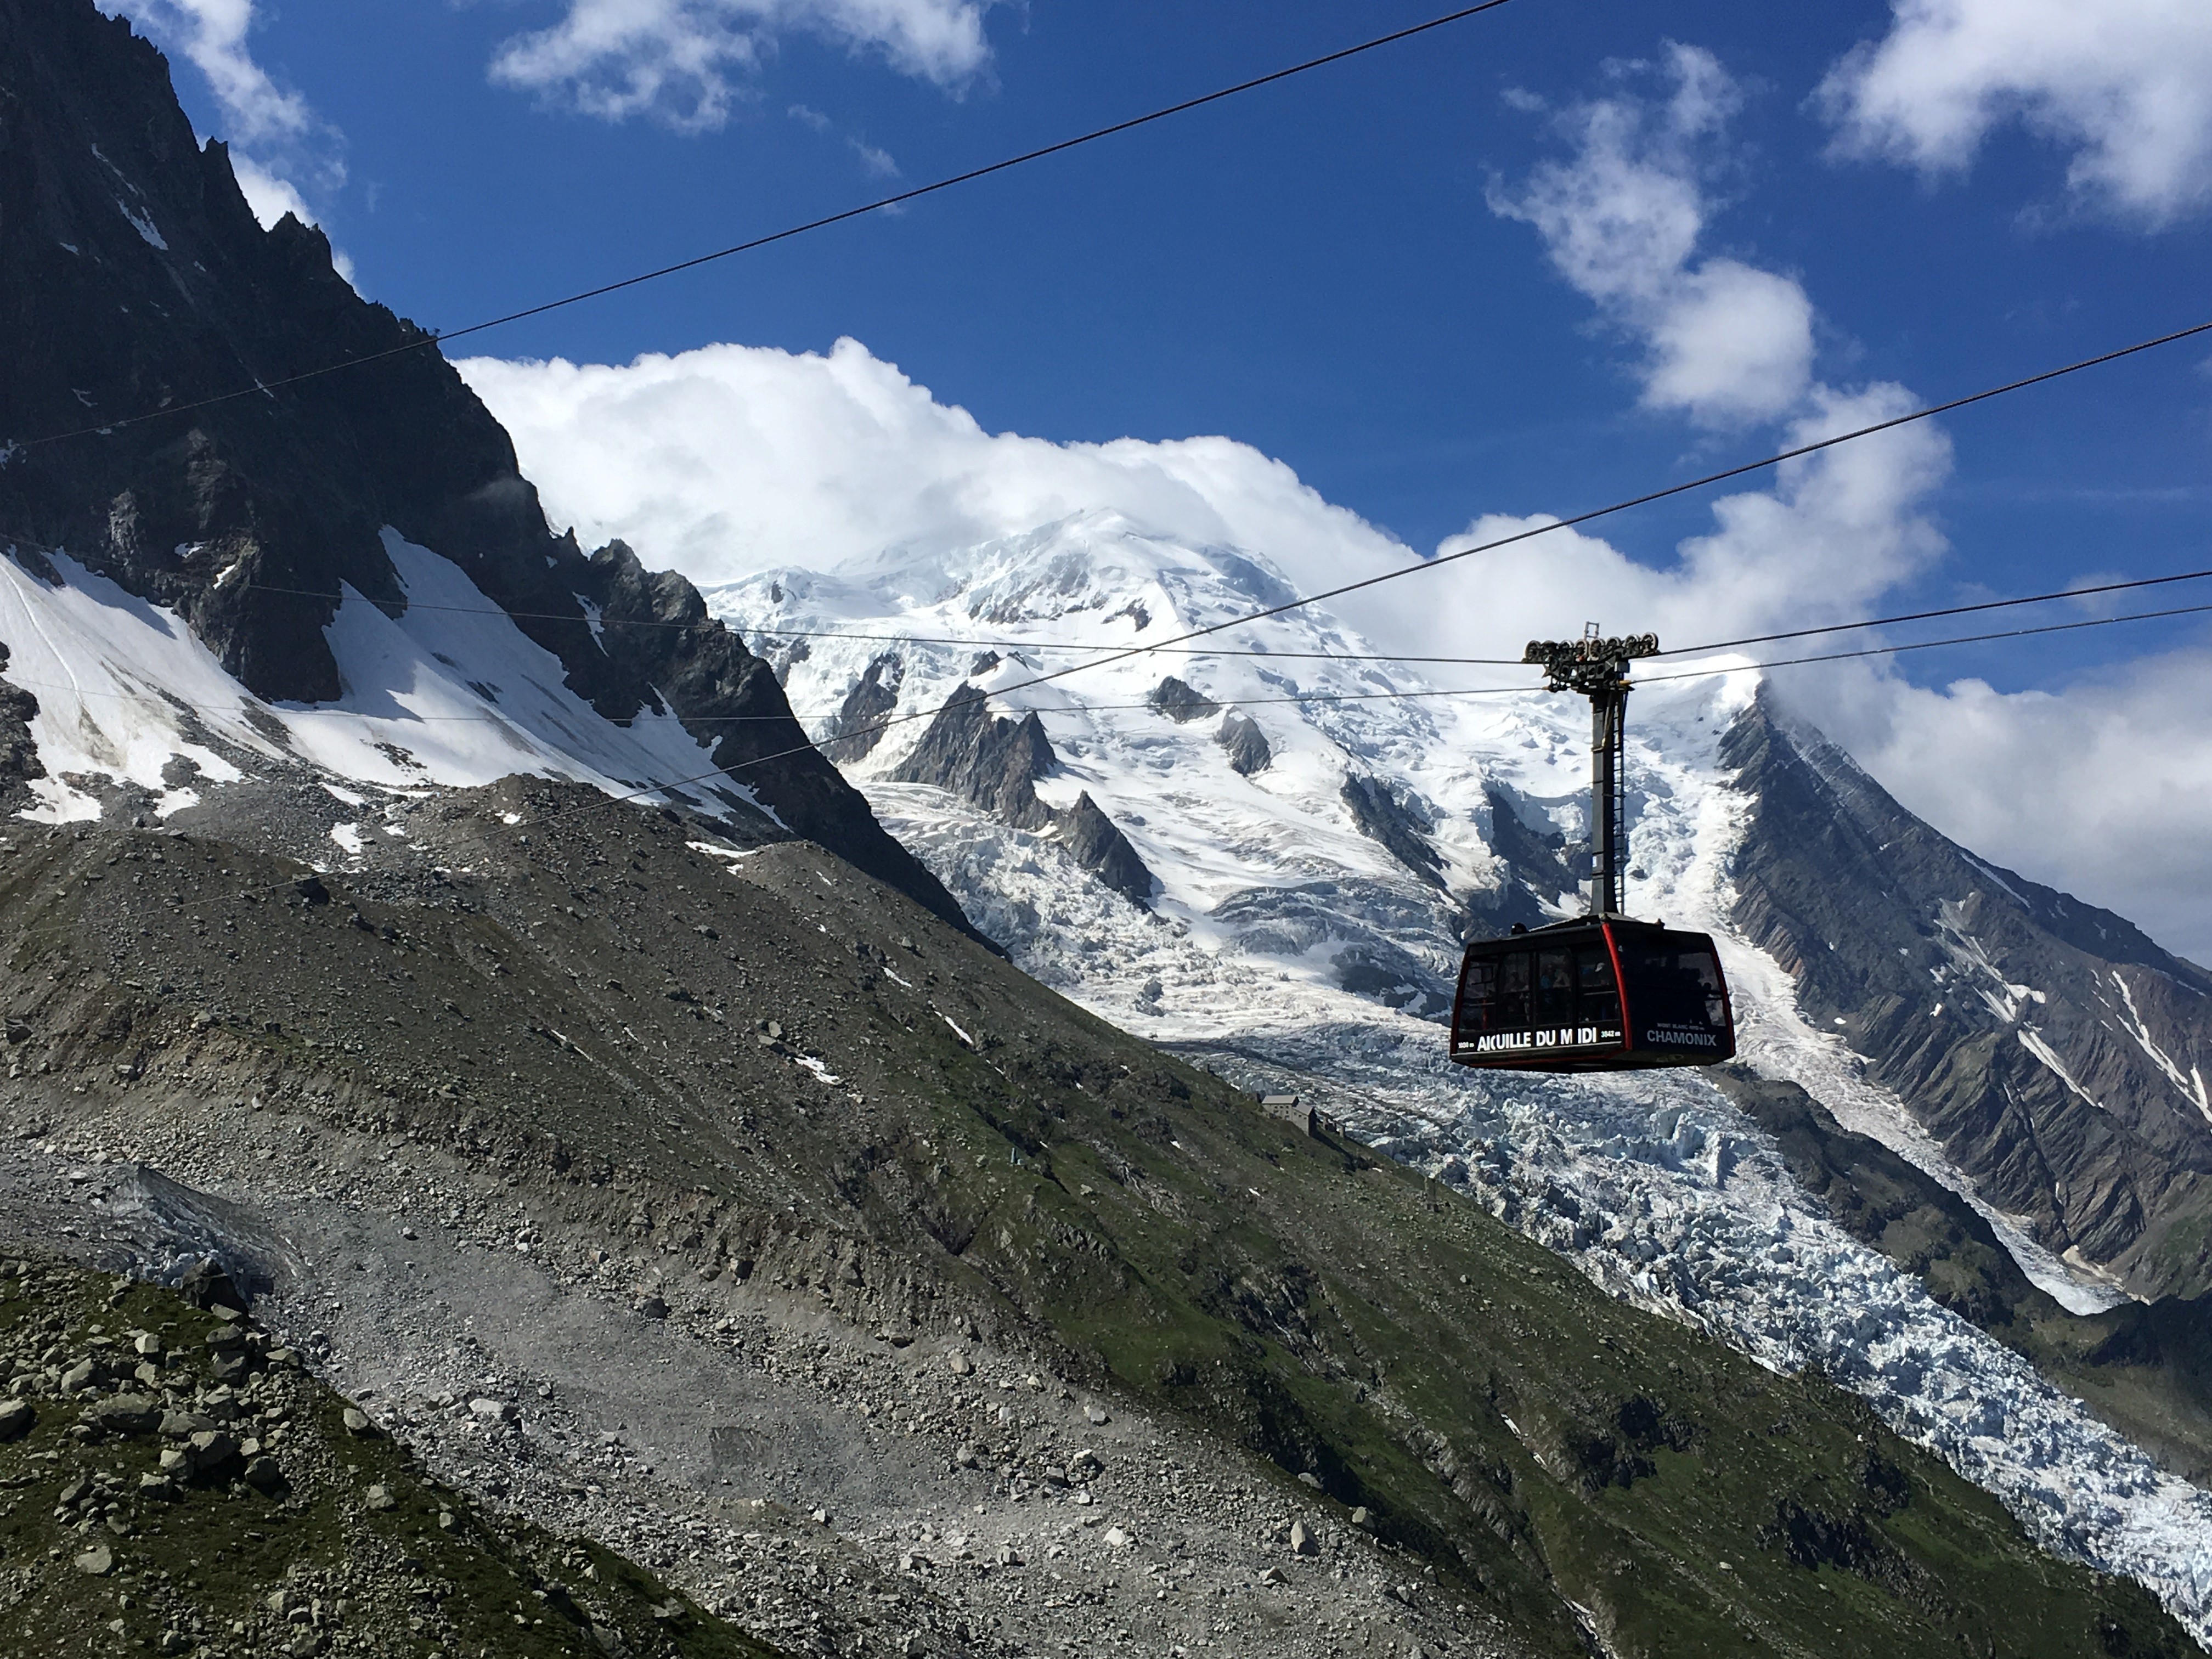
[0,0,977,936]
[1727,686,2212,1297]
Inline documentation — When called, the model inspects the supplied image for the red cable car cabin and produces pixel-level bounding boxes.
[1449,917,1735,1073]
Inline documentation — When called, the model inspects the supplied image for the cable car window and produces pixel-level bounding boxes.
[1491,950,1530,1031]
[1575,946,1617,1026]
[1618,939,1729,1039]
[1459,951,1530,1036]
[1533,949,1574,1026]
[1459,957,1496,1031]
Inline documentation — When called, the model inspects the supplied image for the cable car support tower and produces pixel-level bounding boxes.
[1449,627,1734,1072]
[1522,628,1660,919]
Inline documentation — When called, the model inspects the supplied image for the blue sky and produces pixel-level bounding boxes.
[106,0,2212,948]
[126,2,2209,638]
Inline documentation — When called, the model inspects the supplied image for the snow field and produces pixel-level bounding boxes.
[0,534,776,824]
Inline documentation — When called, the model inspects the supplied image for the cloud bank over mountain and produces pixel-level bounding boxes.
[459,326,2212,966]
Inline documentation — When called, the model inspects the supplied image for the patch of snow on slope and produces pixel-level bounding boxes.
[2111,969,2212,1123]
[2019,1028,2109,1114]
[116,199,166,250]
[0,535,770,822]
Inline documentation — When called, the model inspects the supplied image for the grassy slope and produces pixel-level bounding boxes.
[0,786,2192,1658]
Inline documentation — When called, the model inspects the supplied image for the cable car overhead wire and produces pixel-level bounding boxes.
[10,1,1519,454]
[7,591,2210,733]
[93,315,2185,786]
[8,495,2208,722]
[562,314,2212,795]
[1661,563,2212,658]
[957,317,2212,685]
[189,557,2212,664]
[1638,597,2212,685]
[568,590,2212,812]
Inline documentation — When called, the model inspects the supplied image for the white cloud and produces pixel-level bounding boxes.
[108,0,311,145]
[1821,0,2212,223]
[489,0,994,132]
[455,339,1409,592]
[1641,261,1816,425]
[454,336,1950,698]
[229,155,356,281]
[849,137,899,178]
[459,334,2212,961]
[1491,43,1815,426]
[229,153,308,225]
[1392,386,1951,664]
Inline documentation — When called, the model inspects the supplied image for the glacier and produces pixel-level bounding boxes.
[707,508,2212,1644]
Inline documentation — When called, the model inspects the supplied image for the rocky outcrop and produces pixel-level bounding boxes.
[1217,713,1271,776]
[0,637,38,809]
[1340,775,1444,890]
[1060,792,1154,903]
[889,684,1057,830]
[893,684,1156,902]
[1725,689,2212,1298]
[820,653,902,763]
[1148,677,1220,724]
[0,0,975,939]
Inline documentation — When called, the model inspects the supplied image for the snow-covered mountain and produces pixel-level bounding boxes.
[709,508,2212,1640]
[710,509,2212,1306]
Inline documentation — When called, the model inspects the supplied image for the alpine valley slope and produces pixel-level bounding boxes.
[4,6,2198,1658]
[707,509,2212,1636]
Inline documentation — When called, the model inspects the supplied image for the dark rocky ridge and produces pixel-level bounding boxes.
[0,0,973,938]
[1726,690,2212,1299]
[889,684,1057,831]
[1217,712,1271,776]
[1480,785,1582,922]
[1148,675,1221,724]
[820,653,902,763]
[1058,791,1154,902]
[1340,775,1445,890]
[890,682,1156,902]
[0,637,38,808]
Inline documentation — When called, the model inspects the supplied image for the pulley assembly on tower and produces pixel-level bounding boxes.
[1448,628,1736,1074]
